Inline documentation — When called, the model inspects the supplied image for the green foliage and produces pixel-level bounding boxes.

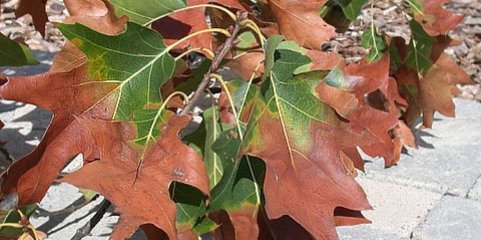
[0,0,469,239]
[0,33,38,66]
[361,25,387,62]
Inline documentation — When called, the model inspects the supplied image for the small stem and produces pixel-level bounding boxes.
[238,60,263,115]
[165,28,231,53]
[148,4,237,25]
[70,199,111,240]
[134,91,189,180]
[180,11,248,116]
[29,224,41,240]
[174,47,215,61]
[232,51,249,60]
[19,232,29,240]
[210,73,242,137]
[241,19,267,45]
[0,223,23,228]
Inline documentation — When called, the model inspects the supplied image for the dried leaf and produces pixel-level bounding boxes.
[64,0,128,35]
[412,0,464,36]
[0,22,179,204]
[240,37,376,238]
[15,0,48,36]
[60,116,209,239]
[267,0,336,49]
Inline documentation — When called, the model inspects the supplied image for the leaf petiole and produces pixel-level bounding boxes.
[210,73,243,141]
[174,47,215,61]
[238,60,264,115]
[148,4,237,25]
[240,19,267,46]
[165,28,231,53]
[0,222,24,228]
[134,91,189,180]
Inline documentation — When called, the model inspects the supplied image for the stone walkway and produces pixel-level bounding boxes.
[338,99,481,240]
[1,52,481,239]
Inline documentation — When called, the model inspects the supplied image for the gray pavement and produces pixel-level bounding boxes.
[1,52,481,239]
[338,99,481,240]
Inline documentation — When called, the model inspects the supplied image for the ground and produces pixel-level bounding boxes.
[0,0,481,239]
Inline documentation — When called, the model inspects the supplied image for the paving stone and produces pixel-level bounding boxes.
[412,196,481,240]
[365,145,481,196]
[414,119,481,148]
[30,181,148,240]
[362,112,481,197]
[337,225,406,240]
[338,177,442,238]
[0,101,51,159]
[467,176,481,202]
[30,183,107,240]
[450,98,481,120]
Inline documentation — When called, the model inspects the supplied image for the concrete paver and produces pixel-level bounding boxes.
[364,146,481,197]
[411,196,481,240]
[337,177,442,238]
[337,225,406,240]
[467,176,481,202]
[450,98,481,119]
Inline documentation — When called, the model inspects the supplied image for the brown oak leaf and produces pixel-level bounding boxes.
[60,115,209,239]
[64,0,128,35]
[318,56,412,167]
[15,0,48,36]
[414,0,464,36]
[153,0,245,52]
[0,44,119,205]
[395,48,472,128]
[267,0,336,49]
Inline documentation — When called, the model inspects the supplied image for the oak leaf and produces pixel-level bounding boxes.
[412,0,464,36]
[0,33,38,66]
[267,0,336,49]
[397,53,472,128]
[317,55,412,167]
[239,36,376,239]
[0,43,114,204]
[15,0,48,36]
[0,22,180,204]
[64,0,128,35]
[391,24,473,127]
[60,116,209,239]
[199,81,263,239]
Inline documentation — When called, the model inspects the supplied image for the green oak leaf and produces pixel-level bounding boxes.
[0,33,38,66]
[208,80,264,230]
[389,40,403,72]
[263,35,311,78]
[322,0,368,32]
[58,22,178,145]
[170,182,217,236]
[405,0,423,15]
[361,25,387,62]
[110,0,186,25]
[203,107,224,189]
[238,35,373,239]
[333,0,368,20]
[406,20,434,75]
[209,127,265,220]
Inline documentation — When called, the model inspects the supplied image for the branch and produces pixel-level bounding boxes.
[180,11,248,116]
[70,199,111,240]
